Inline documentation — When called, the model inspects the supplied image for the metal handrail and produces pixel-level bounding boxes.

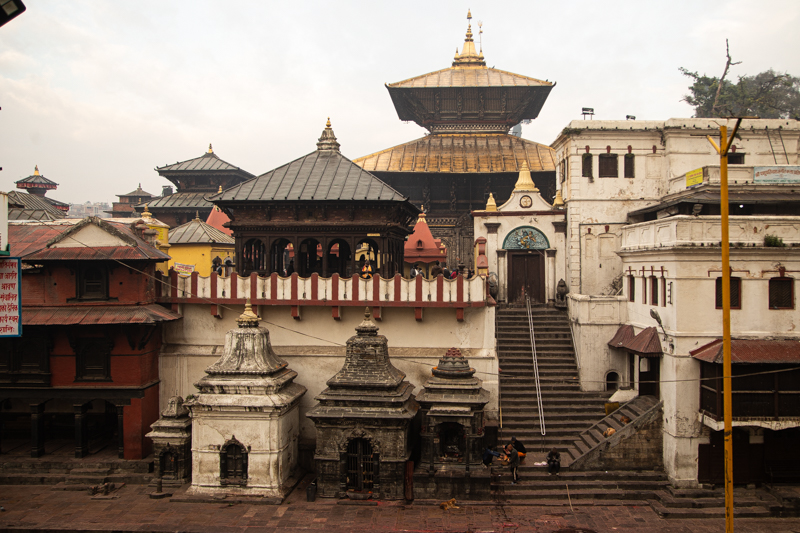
[526,296,546,436]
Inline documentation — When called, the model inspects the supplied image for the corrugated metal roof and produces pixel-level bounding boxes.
[16,173,57,187]
[353,134,557,174]
[23,305,182,326]
[157,151,252,174]
[9,218,170,261]
[7,191,65,220]
[621,326,662,357]
[388,67,553,89]
[608,324,636,349]
[121,185,155,197]
[211,150,407,203]
[139,192,213,210]
[169,217,234,244]
[691,338,800,364]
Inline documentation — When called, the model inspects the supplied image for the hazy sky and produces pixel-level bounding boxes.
[1,1,799,205]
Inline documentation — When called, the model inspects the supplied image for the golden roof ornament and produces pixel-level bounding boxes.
[34,165,40,176]
[485,192,498,211]
[237,299,260,328]
[142,203,153,218]
[208,143,213,154]
[317,117,341,152]
[453,10,486,68]
[553,188,565,208]
[513,160,538,192]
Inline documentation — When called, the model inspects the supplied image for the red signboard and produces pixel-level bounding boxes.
[0,258,21,337]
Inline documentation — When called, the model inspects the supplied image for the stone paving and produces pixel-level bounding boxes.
[0,481,799,532]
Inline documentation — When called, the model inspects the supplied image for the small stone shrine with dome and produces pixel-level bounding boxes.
[413,347,491,499]
[307,308,418,500]
[185,302,306,498]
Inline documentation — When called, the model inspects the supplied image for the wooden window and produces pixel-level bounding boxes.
[650,276,659,306]
[560,159,567,183]
[716,277,742,309]
[641,276,647,305]
[728,153,745,165]
[628,275,636,302]
[0,328,51,385]
[78,265,108,300]
[582,154,593,178]
[598,154,618,177]
[769,277,794,309]
[624,154,635,178]
[220,438,248,485]
[660,277,667,307]
[74,337,113,381]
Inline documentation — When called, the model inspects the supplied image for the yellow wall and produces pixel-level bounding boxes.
[168,243,234,276]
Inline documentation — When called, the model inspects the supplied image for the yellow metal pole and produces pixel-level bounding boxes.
[719,124,734,532]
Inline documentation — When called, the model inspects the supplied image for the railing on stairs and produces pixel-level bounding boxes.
[526,296,546,436]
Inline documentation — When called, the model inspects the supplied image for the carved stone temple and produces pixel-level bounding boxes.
[307,308,418,500]
[413,347,491,499]
[145,396,192,485]
[185,302,306,497]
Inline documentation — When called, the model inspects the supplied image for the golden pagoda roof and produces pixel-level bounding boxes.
[353,134,556,174]
[388,66,552,89]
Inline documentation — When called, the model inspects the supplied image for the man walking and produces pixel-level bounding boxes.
[505,444,520,484]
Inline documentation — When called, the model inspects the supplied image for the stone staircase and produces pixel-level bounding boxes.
[0,453,153,486]
[650,486,779,519]
[496,305,611,464]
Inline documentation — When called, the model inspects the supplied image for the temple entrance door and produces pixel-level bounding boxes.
[508,252,545,303]
[638,357,660,398]
[345,438,375,491]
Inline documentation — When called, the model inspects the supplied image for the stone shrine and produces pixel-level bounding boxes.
[413,347,491,499]
[145,396,192,485]
[185,302,306,497]
[307,308,418,500]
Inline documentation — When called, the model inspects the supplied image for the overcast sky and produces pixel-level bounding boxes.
[1,1,799,205]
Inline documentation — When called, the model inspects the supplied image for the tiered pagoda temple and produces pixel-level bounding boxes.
[106,184,154,218]
[9,166,68,220]
[209,120,419,278]
[137,145,255,228]
[354,11,557,269]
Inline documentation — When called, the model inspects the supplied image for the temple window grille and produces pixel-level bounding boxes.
[598,154,618,178]
[220,439,248,485]
[624,154,635,178]
[345,438,374,491]
[769,277,794,310]
[715,277,742,309]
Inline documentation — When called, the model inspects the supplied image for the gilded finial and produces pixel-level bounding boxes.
[485,192,497,211]
[237,299,260,328]
[467,9,471,20]
[317,117,340,152]
[513,160,538,192]
[195,210,200,220]
[553,189,565,208]
[142,203,152,217]
[218,185,223,193]
[208,143,213,153]
[34,165,39,176]
[453,9,486,68]
[326,117,331,128]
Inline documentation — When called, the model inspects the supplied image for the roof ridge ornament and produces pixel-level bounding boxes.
[485,192,497,211]
[142,203,153,218]
[316,117,341,152]
[452,10,486,68]
[208,143,213,154]
[34,165,40,176]
[513,160,539,192]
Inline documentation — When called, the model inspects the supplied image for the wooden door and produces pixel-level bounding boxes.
[638,357,660,398]
[509,252,545,303]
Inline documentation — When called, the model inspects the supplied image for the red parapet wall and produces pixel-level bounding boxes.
[155,270,488,321]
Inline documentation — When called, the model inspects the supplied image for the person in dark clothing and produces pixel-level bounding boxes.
[547,447,561,475]
[482,447,501,467]
[505,444,520,484]
[510,436,527,462]
[430,260,443,278]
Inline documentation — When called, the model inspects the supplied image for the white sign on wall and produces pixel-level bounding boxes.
[754,166,800,184]
[0,258,21,337]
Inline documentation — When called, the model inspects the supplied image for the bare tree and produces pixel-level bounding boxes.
[711,39,742,115]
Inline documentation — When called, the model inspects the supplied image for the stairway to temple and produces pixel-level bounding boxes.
[496,305,612,463]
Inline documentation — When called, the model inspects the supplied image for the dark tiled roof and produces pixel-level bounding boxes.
[121,185,155,197]
[353,134,557,173]
[9,218,170,261]
[16,173,57,188]
[607,324,635,349]
[211,150,407,203]
[388,67,553,89]
[7,191,65,220]
[137,192,213,210]
[691,338,800,364]
[169,217,234,245]
[157,151,252,175]
[23,305,182,326]
[621,327,663,357]
[43,197,69,209]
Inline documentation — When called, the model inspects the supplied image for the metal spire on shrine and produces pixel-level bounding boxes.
[452,10,486,68]
[316,117,341,152]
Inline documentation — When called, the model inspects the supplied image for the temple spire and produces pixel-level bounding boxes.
[208,143,213,154]
[452,10,486,68]
[316,117,341,152]
[513,160,538,192]
[34,165,40,176]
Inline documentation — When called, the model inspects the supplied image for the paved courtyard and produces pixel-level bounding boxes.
[1,480,799,533]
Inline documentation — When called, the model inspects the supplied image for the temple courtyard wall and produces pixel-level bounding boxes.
[159,303,498,446]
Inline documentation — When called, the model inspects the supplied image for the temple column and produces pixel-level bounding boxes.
[74,402,89,458]
[30,402,46,458]
[117,405,125,459]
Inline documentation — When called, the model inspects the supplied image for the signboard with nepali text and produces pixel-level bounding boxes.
[685,168,704,188]
[173,262,195,275]
[754,166,800,184]
[0,258,21,337]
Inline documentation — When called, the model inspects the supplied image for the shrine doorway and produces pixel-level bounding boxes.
[508,252,545,303]
[345,438,375,491]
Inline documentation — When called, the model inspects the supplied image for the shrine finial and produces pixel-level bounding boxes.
[317,118,341,152]
[453,10,486,68]
[34,165,39,176]
[208,143,213,154]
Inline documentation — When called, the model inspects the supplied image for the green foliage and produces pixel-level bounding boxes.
[764,234,786,247]
[680,67,800,119]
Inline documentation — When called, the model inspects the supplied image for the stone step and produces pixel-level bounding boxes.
[493,487,660,501]
[653,489,776,509]
[649,499,771,519]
